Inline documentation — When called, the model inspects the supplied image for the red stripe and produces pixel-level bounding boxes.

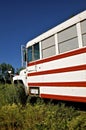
[40,94,86,103]
[28,81,86,87]
[28,47,86,66]
[28,64,86,76]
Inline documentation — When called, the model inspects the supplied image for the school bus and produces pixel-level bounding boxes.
[13,10,86,103]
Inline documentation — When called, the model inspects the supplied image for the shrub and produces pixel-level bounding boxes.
[68,112,86,130]
[0,84,20,106]
[0,83,28,106]
[0,84,86,130]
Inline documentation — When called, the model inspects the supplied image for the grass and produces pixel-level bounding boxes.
[0,84,86,130]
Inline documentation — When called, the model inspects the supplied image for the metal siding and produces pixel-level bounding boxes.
[40,87,86,97]
[41,53,86,71]
[58,25,77,43]
[59,38,78,53]
[27,53,86,72]
[27,48,86,101]
[28,71,86,83]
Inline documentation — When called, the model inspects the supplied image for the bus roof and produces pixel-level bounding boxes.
[26,10,86,48]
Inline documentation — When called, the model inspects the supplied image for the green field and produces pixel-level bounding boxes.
[0,84,86,130]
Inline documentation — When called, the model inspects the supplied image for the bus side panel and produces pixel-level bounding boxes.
[27,48,86,102]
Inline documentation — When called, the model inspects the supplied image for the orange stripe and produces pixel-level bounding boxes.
[28,81,86,87]
[40,94,86,103]
[28,64,86,76]
[28,47,86,66]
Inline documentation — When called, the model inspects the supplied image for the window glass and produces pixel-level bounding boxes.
[34,43,40,60]
[27,43,40,62]
[27,46,32,62]
[59,38,78,53]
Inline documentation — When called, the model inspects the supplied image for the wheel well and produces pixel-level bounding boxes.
[14,80,24,85]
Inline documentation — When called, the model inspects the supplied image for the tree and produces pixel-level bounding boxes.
[0,63,14,74]
[0,63,15,84]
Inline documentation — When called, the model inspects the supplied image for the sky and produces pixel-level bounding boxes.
[0,0,86,70]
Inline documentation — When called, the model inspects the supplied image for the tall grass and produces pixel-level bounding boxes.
[0,84,86,130]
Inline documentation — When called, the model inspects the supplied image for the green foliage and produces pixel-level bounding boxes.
[0,84,86,130]
[0,84,19,106]
[68,112,86,130]
[0,63,15,84]
[0,63,14,74]
[0,83,28,106]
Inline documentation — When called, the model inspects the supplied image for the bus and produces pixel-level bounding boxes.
[13,10,86,103]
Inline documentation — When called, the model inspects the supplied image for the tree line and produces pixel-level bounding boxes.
[0,63,14,84]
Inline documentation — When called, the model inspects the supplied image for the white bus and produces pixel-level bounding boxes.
[13,11,86,103]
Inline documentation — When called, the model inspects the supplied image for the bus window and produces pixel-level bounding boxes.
[27,43,40,62]
[27,46,32,62]
[34,43,40,60]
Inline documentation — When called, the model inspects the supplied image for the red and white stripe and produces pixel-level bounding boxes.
[27,47,86,102]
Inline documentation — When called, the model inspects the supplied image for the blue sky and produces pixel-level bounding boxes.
[0,0,86,70]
